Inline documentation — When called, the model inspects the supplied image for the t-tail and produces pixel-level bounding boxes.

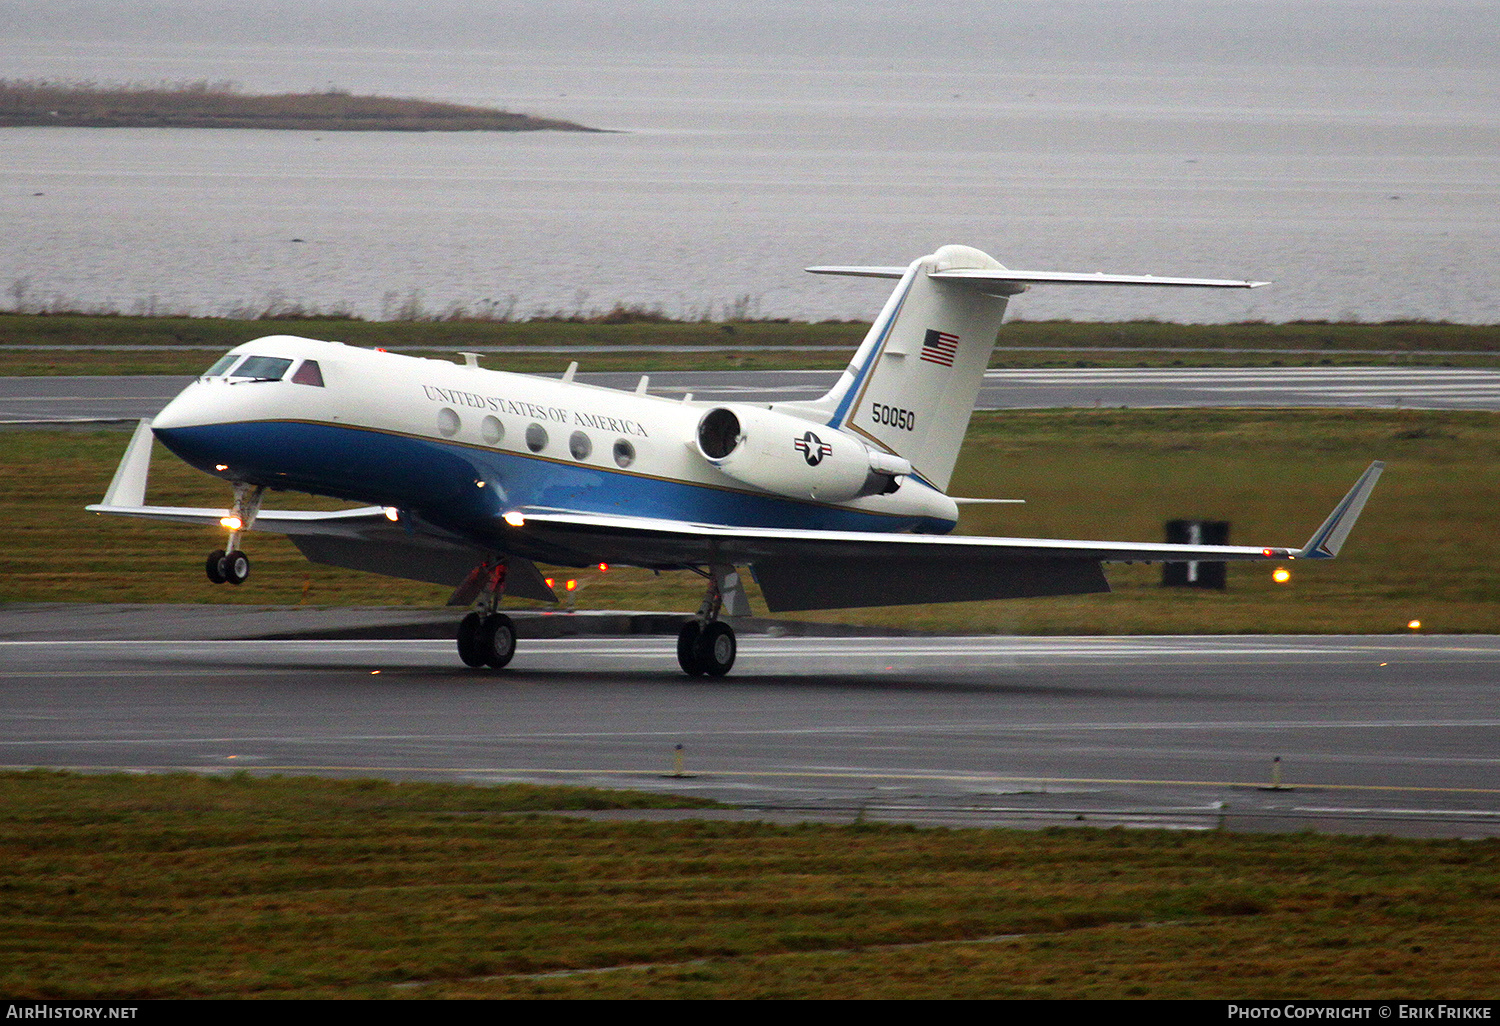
[776,244,1268,493]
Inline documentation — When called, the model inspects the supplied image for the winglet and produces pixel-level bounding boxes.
[100,419,155,507]
[1295,461,1384,559]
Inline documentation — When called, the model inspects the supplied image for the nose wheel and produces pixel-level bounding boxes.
[204,548,250,585]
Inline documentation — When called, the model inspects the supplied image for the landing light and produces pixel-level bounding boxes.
[1408,619,1422,631]
[215,464,228,472]
[1272,567,1291,584]
[503,511,525,527]
[383,507,400,522]
[219,515,242,530]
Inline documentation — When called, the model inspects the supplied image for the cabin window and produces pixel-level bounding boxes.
[525,423,548,452]
[481,416,504,444]
[291,359,324,386]
[203,354,238,377]
[437,408,461,437]
[229,356,293,381]
[613,439,636,468]
[569,431,592,461]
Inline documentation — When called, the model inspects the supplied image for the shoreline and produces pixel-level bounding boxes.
[0,81,600,133]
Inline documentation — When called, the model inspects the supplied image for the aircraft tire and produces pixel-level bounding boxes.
[457,612,486,668]
[205,549,227,584]
[481,613,516,669]
[695,621,736,677]
[677,621,705,676]
[222,551,250,585]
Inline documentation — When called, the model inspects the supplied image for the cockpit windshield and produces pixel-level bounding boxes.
[202,354,238,377]
[228,356,294,382]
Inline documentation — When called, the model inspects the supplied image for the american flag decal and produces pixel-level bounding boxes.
[921,329,959,367]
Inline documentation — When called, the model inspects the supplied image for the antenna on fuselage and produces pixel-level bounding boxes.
[562,361,578,383]
[459,352,481,368]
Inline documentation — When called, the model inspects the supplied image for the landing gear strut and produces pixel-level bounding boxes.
[458,561,515,670]
[677,565,742,677]
[203,483,261,586]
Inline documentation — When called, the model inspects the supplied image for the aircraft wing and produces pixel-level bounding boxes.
[500,461,1382,612]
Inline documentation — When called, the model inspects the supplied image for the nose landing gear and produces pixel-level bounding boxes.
[205,548,250,585]
[203,483,262,586]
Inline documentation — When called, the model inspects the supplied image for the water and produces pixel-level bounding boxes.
[2,4,1497,324]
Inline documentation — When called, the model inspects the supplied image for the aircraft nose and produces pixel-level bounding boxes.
[150,380,212,431]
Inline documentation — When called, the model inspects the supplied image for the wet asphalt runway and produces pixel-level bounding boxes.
[4,617,1498,836]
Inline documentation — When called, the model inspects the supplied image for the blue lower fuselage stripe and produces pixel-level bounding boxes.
[154,420,955,537]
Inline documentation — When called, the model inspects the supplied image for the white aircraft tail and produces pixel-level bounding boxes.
[780,245,1267,493]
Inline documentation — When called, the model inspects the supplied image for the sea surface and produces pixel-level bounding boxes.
[2,8,1497,325]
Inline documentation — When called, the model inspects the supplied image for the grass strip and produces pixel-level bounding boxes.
[3,408,1496,634]
[3,317,1500,376]
[1,771,1496,999]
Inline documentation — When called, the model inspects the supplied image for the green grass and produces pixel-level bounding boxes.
[1,771,1496,998]
[3,409,1496,633]
[4,315,1500,377]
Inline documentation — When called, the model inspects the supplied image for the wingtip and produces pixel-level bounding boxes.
[1296,460,1384,559]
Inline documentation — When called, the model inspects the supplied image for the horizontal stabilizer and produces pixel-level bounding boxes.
[807,265,1268,289]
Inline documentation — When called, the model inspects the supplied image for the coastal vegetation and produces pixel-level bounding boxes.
[2,770,1496,998]
[0,79,597,132]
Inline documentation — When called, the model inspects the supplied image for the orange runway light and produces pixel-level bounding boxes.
[565,579,578,592]
[1272,567,1291,583]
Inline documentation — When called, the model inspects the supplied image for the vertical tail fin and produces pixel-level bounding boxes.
[776,245,1013,493]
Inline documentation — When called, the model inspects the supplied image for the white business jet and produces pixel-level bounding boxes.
[89,245,1382,676]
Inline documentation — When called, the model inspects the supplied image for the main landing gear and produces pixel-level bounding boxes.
[203,483,262,586]
[457,561,516,670]
[676,566,744,677]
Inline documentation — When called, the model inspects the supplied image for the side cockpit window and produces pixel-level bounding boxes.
[291,359,325,387]
[203,354,239,377]
[229,356,294,382]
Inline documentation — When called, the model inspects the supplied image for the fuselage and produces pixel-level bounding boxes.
[150,336,960,548]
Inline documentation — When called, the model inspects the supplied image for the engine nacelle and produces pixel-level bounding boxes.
[694,405,910,502]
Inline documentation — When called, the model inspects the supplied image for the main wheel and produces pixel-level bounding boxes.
[457,612,486,668]
[694,621,736,677]
[205,549,226,584]
[677,621,704,676]
[481,613,516,669]
[221,550,250,585]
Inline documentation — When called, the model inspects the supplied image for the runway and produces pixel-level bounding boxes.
[8,365,1500,423]
[4,626,1499,836]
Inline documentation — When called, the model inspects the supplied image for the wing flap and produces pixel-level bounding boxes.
[753,554,1108,612]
